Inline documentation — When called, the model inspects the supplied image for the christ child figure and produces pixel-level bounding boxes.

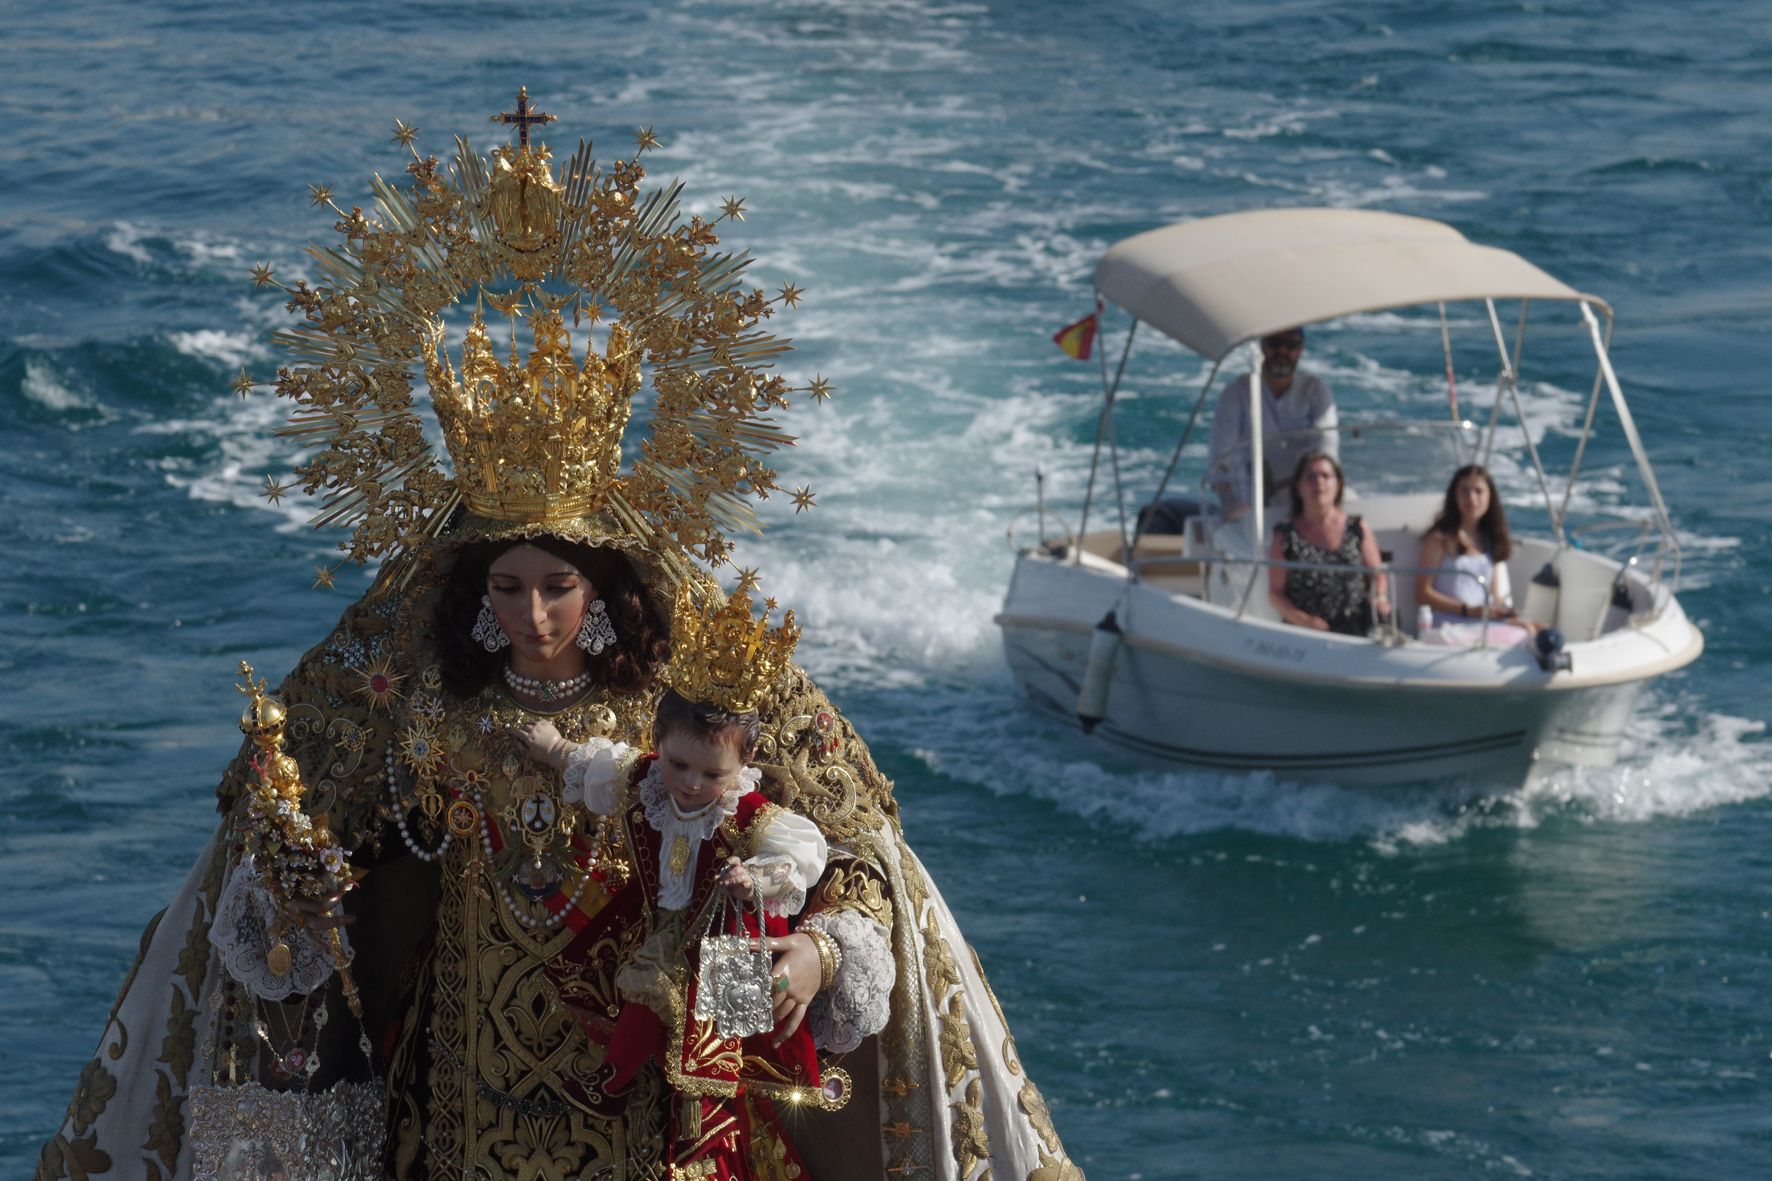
[517,685,828,1178]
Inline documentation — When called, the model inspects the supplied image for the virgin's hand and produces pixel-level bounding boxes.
[762,933,820,1046]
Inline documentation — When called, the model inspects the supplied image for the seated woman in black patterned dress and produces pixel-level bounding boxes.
[1267,451,1391,634]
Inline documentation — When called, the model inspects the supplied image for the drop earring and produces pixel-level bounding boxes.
[472,595,510,652]
[576,598,618,654]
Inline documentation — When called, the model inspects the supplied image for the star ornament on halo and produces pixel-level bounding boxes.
[791,486,817,513]
[806,375,833,403]
[312,564,338,590]
[233,370,256,399]
[777,282,804,309]
[720,195,746,222]
[261,476,291,505]
[633,126,661,153]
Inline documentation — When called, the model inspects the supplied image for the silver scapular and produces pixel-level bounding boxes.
[694,882,776,1040]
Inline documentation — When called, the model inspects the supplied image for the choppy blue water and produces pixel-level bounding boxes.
[5,2,1772,1177]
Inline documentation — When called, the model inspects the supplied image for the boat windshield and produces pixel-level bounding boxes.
[1198,419,1482,516]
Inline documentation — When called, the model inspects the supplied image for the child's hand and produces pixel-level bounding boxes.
[514,720,575,769]
[716,856,754,902]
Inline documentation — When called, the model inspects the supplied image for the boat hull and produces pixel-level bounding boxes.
[997,553,1699,788]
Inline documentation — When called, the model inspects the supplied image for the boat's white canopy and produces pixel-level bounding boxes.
[1093,208,1609,361]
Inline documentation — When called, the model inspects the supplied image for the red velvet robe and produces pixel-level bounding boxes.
[545,755,825,1177]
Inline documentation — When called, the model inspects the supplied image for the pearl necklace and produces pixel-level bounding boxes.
[388,750,453,862]
[473,789,594,930]
[502,664,591,702]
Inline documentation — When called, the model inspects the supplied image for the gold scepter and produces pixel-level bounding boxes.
[236,662,364,1019]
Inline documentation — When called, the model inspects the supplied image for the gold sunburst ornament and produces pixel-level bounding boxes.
[352,654,406,711]
[245,88,832,590]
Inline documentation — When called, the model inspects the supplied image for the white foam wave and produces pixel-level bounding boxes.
[175,236,243,265]
[136,394,316,534]
[168,329,268,370]
[19,358,94,412]
[103,220,154,265]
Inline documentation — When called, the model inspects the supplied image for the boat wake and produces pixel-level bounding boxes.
[880,675,1768,851]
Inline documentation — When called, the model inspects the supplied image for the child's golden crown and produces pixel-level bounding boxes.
[668,573,799,715]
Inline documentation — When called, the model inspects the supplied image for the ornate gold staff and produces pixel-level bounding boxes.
[235,661,364,1019]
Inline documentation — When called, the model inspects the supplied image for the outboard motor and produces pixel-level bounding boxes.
[1534,626,1571,673]
[1076,609,1123,734]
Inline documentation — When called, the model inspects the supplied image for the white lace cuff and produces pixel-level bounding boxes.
[803,909,893,1052]
[562,736,632,813]
[749,807,825,918]
[210,858,343,1001]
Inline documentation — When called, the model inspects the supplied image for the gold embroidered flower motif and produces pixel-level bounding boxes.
[334,720,367,753]
[948,1078,992,1174]
[1018,1079,1063,1155]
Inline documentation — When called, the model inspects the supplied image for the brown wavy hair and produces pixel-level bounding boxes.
[651,686,761,760]
[1429,464,1512,561]
[435,537,670,700]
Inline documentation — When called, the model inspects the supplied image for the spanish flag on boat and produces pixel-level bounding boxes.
[1052,312,1097,360]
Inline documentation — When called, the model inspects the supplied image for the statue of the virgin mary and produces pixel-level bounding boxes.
[34,90,1084,1181]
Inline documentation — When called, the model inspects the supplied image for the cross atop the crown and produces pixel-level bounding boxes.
[492,87,556,151]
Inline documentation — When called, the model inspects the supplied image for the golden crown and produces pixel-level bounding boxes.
[249,88,832,589]
[667,573,800,715]
[425,308,640,524]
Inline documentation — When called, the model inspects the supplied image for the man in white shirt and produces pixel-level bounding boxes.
[1206,327,1338,515]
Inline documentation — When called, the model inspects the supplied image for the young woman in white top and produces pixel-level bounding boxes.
[1414,464,1541,644]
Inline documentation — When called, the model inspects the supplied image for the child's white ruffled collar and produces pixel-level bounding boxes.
[638,761,760,830]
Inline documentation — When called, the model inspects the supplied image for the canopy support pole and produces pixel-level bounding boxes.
[1578,300,1678,567]
[1249,340,1266,549]
[1129,358,1223,557]
[1558,309,1612,525]
[1075,315,1139,560]
[1438,302,1458,421]
[1511,299,1531,386]
[1485,298,1565,545]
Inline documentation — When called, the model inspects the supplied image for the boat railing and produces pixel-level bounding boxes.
[1564,515,1679,602]
[1222,555,1511,646]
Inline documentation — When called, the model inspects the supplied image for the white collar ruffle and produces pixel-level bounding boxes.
[638,762,760,909]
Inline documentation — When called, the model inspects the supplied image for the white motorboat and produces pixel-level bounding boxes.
[997,209,1702,787]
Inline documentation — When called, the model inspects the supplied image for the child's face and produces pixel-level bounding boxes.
[655,727,746,812]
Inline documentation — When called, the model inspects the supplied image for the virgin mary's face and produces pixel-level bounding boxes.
[486,545,593,669]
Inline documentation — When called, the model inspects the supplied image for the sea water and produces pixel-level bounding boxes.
[3,2,1771,1177]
